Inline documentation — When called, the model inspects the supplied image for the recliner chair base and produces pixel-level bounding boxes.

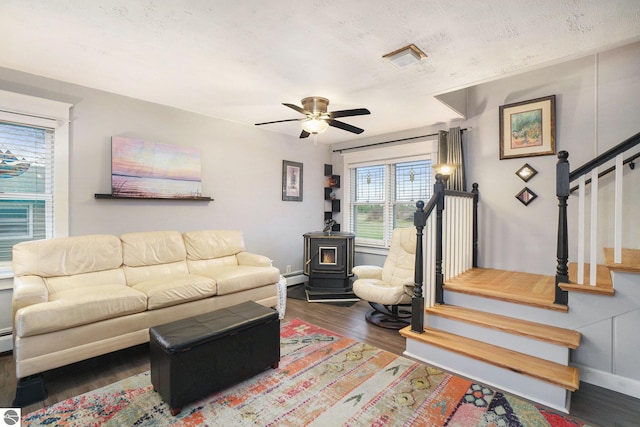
[365,302,411,330]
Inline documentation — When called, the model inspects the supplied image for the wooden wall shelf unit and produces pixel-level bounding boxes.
[323,164,341,231]
[94,194,213,202]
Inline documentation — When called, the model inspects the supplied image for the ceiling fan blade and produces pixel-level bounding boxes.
[327,119,364,134]
[328,108,371,119]
[283,103,311,116]
[300,130,311,139]
[255,118,303,126]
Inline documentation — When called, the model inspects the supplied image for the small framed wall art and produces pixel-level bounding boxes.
[282,160,303,201]
[499,95,556,159]
[515,163,538,182]
[515,187,538,206]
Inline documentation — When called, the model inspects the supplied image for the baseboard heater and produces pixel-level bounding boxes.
[0,330,13,353]
[282,272,306,286]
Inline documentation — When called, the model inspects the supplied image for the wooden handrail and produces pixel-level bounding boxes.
[568,131,640,182]
[570,152,639,193]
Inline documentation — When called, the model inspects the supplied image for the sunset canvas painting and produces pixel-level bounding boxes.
[111,136,202,198]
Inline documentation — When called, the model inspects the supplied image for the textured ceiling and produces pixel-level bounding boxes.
[1,1,639,144]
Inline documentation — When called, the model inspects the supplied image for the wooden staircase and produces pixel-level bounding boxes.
[401,249,639,413]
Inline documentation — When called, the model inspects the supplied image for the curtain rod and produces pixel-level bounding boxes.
[332,127,469,153]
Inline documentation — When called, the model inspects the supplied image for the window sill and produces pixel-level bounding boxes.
[0,266,13,282]
[355,244,389,256]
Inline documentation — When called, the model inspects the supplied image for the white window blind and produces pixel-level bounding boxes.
[394,159,431,230]
[0,122,54,262]
[351,165,385,243]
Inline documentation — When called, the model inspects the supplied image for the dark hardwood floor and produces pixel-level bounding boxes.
[1,292,639,426]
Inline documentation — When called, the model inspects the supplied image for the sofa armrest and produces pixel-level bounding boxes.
[352,265,383,280]
[12,275,48,323]
[236,251,272,267]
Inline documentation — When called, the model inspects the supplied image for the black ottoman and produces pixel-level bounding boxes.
[149,301,280,415]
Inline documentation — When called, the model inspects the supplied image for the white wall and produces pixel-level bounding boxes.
[464,41,640,274]
[0,67,332,275]
[330,41,640,275]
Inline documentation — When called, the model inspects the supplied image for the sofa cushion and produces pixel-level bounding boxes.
[121,231,186,267]
[183,230,244,260]
[45,268,127,294]
[124,261,190,286]
[195,265,280,295]
[12,234,122,278]
[131,274,216,310]
[186,256,238,275]
[15,285,147,337]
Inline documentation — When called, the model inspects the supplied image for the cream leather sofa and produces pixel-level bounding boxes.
[11,230,280,387]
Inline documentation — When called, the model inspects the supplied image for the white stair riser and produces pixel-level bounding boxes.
[426,315,571,364]
[404,338,572,414]
[444,290,570,327]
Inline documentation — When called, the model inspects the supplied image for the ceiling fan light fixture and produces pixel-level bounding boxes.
[383,43,427,67]
[301,96,329,113]
[301,117,329,134]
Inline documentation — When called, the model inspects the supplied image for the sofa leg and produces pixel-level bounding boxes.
[13,375,47,407]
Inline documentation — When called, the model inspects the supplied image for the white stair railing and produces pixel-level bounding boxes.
[558,131,639,301]
[423,190,476,307]
[443,192,475,281]
[573,153,626,285]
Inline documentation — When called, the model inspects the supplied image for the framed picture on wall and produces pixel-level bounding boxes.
[499,95,556,159]
[282,160,303,201]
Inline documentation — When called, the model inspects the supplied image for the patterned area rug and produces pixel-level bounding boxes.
[23,319,590,426]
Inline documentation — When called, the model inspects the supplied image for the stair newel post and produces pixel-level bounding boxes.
[472,183,479,268]
[555,151,570,305]
[412,200,427,333]
[434,174,445,305]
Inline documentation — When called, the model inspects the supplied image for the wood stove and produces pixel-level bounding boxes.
[303,231,355,296]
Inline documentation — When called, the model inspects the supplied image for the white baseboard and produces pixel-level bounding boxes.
[283,272,306,286]
[0,333,12,353]
[576,364,640,399]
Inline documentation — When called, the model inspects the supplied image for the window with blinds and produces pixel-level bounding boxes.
[0,122,54,262]
[352,165,385,242]
[349,159,431,246]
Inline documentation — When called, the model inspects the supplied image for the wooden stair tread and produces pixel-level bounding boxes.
[603,248,640,273]
[559,263,615,296]
[426,305,580,349]
[445,268,567,312]
[400,326,579,391]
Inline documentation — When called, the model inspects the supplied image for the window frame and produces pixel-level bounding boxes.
[0,90,71,278]
[342,138,438,249]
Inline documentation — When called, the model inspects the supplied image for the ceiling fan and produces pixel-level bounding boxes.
[255,97,370,139]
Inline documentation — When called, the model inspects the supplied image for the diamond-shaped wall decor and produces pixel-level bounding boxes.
[516,187,537,206]
[515,163,538,182]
